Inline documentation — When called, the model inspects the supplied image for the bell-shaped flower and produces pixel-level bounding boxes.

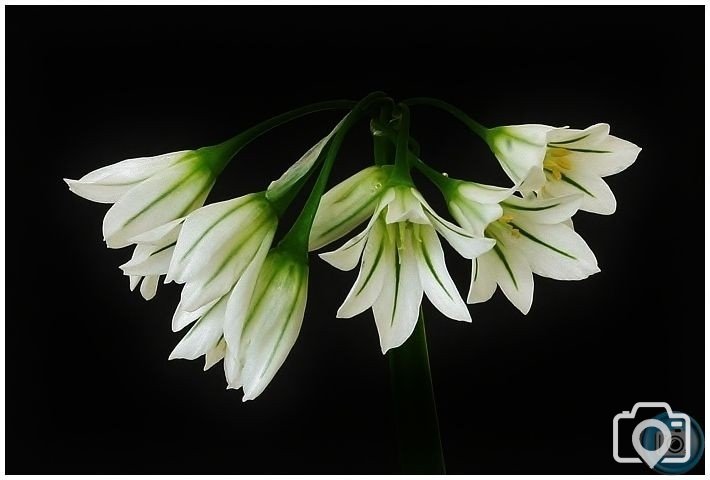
[466,194,599,314]
[167,192,278,317]
[539,123,641,214]
[65,148,227,248]
[446,181,515,238]
[221,248,309,401]
[317,180,494,353]
[65,147,233,299]
[485,124,555,192]
[309,165,392,250]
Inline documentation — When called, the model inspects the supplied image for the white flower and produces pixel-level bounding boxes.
[167,193,278,318]
[309,165,392,250]
[65,148,229,298]
[485,124,554,192]
[65,149,222,248]
[540,123,641,214]
[446,181,515,238]
[466,194,599,314]
[316,178,494,353]
[486,123,641,214]
[222,248,309,401]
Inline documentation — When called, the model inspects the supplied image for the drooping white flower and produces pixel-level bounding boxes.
[167,193,278,319]
[222,248,309,401]
[539,123,641,214]
[65,147,230,298]
[65,149,222,248]
[485,123,641,214]
[446,181,515,238]
[466,194,599,314]
[309,165,392,250]
[316,176,494,353]
[485,124,555,192]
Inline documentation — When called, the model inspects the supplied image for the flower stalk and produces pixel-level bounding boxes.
[388,309,446,474]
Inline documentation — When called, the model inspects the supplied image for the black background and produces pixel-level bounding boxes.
[6,6,705,474]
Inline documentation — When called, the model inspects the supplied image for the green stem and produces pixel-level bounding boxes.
[411,154,461,199]
[390,103,413,185]
[277,92,386,257]
[403,96,488,140]
[201,99,357,175]
[388,308,446,474]
[372,100,395,167]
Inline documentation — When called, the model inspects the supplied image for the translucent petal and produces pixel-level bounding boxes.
[508,219,600,281]
[102,161,213,248]
[308,165,390,250]
[371,226,423,353]
[139,275,159,301]
[240,255,308,401]
[336,217,388,318]
[414,225,471,322]
[169,295,228,361]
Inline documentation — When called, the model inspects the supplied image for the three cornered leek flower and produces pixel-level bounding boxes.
[466,193,599,314]
[312,168,494,352]
[415,157,599,315]
[485,123,641,213]
[65,92,640,420]
[167,116,342,389]
[64,146,232,298]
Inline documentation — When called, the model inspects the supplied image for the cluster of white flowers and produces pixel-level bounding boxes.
[66,98,639,400]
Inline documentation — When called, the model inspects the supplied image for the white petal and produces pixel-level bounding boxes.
[413,189,494,258]
[487,124,553,191]
[587,134,641,177]
[456,181,515,204]
[319,189,394,271]
[266,116,347,201]
[449,198,503,238]
[204,338,226,370]
[543,170,617,215]
[546,124,609,146]
[502,194,582,224]
[127,218,184,245]
[468,255,497,304]
[222,238,272,388]
[372,225,423,353]
[64,179,134,204]
[474,245,534,314]
[385,187,429,225]
[179,226,275,312]
[79,150,190,184]
[336,217,388,318]
[139,275,159,300]
[240,255,308,401]
[224,346,242,390]
[63,151,190,203]
[562,135,641,178]
[414,225,471,322]
[102,161,213,248]
[169,295,228,361]
[129,275,141,291]
[166,194,268,283]
[172,298,219,332]
[120,246,174,276]
[509,218,600,280]
[308,165,390,251]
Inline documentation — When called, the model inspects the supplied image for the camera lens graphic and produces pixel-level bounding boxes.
[641,412,704,474]
[669,435,684,454]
